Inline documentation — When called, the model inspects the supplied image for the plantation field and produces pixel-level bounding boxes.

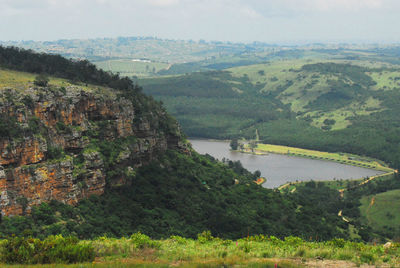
[94,59,169,77]
[360,189,400,235]
[2,233,400,267]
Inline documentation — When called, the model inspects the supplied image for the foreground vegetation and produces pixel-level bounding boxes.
[1,232,399,267]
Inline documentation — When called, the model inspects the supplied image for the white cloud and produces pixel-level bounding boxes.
[0,0,399,42]
[147,0,180,7]
[301,0,383,11]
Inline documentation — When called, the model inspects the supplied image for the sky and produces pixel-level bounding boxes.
[1,0,400,44]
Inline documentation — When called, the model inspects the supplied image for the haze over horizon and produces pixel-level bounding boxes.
[1,0,400,44]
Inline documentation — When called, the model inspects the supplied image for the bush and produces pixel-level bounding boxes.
[47,146,65,160]
[130,232,160,249]
[197,230,214,244]
[0,235,95,264]
[170,235,189,244]
[327,238,346,248]
[284,236,304,247]
[34,74,49,87]
[360,251,376,264]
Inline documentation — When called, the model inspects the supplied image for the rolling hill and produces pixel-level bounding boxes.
[139,60,400,168]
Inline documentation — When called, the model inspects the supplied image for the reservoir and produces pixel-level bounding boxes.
[190,139,385,188]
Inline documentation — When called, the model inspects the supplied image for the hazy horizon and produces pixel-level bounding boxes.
[1,0,400,44]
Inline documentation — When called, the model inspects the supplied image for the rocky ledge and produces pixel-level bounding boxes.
[0,84,183,216]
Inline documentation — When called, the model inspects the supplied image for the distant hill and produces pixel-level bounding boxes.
[140,60,400,169]
[4,37,400,77]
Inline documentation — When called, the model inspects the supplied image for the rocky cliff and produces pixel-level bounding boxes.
[0,80,184,216]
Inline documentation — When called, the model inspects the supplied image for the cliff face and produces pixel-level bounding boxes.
[0,84,183,216]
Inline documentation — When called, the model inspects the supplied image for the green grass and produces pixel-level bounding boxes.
[0,68,115,97]
[0,68,69,91]
[226,59,394,131]
[3,234,399,267]
[360,189,400,234]
[251,143,393,172]
[369,70,400,90]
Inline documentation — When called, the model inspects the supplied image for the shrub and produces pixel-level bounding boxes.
[130,232,160,249]
[284,236,304,247]
[55,121,72,134]
[360,252,376,264]
[0,235,95,264]
[197,230,214,244]
[170,235,189,244]
[0,115,22,138]
[47,146,65,160]
[34,74,49,87]
[27,116,41,134]
[328,238,346,248]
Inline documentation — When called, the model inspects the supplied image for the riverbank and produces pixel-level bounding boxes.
[239,143,394,173]
[278,171,395,192]
[254,177,266,185]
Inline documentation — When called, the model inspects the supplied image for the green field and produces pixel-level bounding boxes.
[360,189,400,235]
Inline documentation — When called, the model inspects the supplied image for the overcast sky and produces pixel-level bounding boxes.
[1,0,399,44]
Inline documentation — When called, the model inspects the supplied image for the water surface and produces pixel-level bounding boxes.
[190,139,384,188]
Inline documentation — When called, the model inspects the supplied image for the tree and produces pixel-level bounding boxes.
[34,74,49,87]
[248,141,257,152]
[230,139,238,150]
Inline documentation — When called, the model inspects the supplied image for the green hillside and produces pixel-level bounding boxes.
[360,189,400,237]
[140,60,400,168]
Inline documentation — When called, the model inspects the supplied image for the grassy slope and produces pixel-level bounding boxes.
[360,189,400,234]
[141,59,400,135]
[0,68,112,95]
[227,59,398,131]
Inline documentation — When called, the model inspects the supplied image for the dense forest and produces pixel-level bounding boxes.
[0,151,352,241]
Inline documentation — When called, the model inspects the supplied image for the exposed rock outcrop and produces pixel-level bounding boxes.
[0,85,183,216]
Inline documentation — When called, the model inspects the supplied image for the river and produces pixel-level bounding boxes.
[190,139,385,188]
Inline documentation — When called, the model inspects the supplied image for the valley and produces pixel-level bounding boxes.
[1,41,400,267]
